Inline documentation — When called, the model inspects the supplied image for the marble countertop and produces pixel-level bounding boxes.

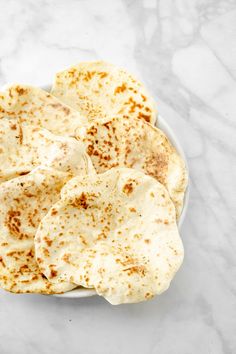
[0,0,235,353]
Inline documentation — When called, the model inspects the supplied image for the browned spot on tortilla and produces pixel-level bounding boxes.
[17,125,23,144]
[141,94,147,102]
[24,192,35,198]
[155,219,162,224]
[129,207,136,212]
[15,87,27,96]
[4,210,29,239]
[71,192,88,209]
[114,83,127,94]
[19,171,29,176]
[43,248,50,257]
[99,72,108,78]
[0,256,6,267]
[9,89,13,98]
[62,254,71,263]
[138,112,151,123]
[116,257,138,267]
[50,269,58,278]
[27,249,34,257]
[83,71,96,81]
[62,106,70,115]
[104,122,111,130]
[6,250,25,257]
[44,237,53,247]
[87,126,98,136]
[97,232,107,241]
[10,124,17,130]
[123,265,146,277]
[19,264,29,273]
[49,103,61,109]
[122,182,133,195]
[87,144,94,156]
[145,292,153,299]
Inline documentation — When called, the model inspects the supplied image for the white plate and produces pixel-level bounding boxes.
[41,85,189,299]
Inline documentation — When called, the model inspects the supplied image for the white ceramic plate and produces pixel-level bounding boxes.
[41,85,189,299]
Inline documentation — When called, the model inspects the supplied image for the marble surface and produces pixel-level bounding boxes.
[0,0,235,353]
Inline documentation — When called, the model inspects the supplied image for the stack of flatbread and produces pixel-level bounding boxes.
[0,61,187,304]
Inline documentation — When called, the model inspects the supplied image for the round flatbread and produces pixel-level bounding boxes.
[76,116,187,219]
[0,167,77,294]
[51,61,157,125]
[35,168,184,304]
[0,84,86,136]
[0,118,94,183]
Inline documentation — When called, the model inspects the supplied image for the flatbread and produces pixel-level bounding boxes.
[0,167,76,294]
[51,61,157,125]
[76,116,187,219]
[0,118,94,183]
[35,168,184,304]
[0,84,86,136]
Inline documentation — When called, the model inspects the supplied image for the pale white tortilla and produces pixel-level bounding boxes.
[0,167,76,294]
[0,84,86,136]
[35,168,184,304]
[51,61,157,125]
[0,118,94,183]
[76,116,187,219]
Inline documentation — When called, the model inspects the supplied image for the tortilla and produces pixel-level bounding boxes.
[35,168,184,304]
[0,167,76,294]
[0,84,86,136]
[0,118,94,183]
[51,61,157,125]
[76,116,187,219]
